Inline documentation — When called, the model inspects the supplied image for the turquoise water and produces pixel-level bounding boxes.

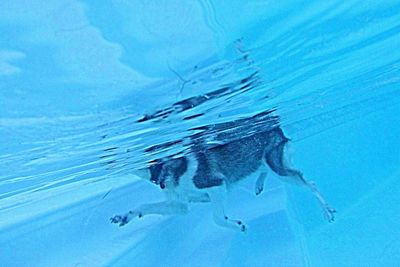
[1,1,400,266]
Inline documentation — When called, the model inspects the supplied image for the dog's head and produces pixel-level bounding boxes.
[147,157,188,189]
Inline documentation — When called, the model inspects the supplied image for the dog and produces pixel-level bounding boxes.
[110,113,336,232]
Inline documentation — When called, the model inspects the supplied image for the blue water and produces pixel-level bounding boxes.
[1,1,400,266]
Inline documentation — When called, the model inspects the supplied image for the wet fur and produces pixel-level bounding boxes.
[111,126,336,231]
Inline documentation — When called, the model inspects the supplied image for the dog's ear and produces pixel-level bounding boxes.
[133,168,150,180]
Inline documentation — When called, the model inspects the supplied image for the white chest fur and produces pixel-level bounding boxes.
[166,154,210,203]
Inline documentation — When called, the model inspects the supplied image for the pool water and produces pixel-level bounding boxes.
[1,1,400,266]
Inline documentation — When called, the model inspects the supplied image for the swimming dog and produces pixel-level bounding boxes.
[110,117,336,232]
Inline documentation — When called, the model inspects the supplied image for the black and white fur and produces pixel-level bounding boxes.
[110,127,336,231]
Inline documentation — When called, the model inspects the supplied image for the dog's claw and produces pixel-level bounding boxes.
[323,205,337,223]
[110,211,143,227]
[226,217,247,232]
[110,215,129,226]
[110,215,121,224]
[255,186,263,195]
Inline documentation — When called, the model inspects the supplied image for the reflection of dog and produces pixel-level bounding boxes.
[111,126,336,232]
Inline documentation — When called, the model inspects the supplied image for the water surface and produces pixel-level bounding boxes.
[1,1,400,266]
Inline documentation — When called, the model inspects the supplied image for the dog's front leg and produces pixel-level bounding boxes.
[111,201,188,227]
[207,187,247,232]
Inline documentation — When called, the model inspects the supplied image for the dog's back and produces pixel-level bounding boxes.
[112,120,335,229]
[191,126,288,188]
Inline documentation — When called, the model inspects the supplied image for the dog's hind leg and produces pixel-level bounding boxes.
[265,142,336,222]
[110,201,188,227]
[207,186,247,232]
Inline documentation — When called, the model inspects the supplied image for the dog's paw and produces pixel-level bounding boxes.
[236,220,248,232]
[223,216,248,232]
[110,211,142,227]
[255,185,263,195]
[323,205,337,223]
[110,215,129,226]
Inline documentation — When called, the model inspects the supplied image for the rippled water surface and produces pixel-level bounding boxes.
[1,1,400,266]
